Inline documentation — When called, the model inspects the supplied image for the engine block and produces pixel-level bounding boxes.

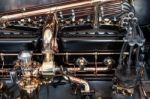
[0,0,149,99]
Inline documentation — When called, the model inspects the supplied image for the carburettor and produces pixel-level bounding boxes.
[15,51,41,96]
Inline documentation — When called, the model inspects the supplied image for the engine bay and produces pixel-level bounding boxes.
[0,0,150,99]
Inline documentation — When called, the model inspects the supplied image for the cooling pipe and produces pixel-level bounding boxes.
[64,75,90,93]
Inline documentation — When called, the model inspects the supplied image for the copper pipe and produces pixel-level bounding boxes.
[0,53,42,56]
[103,10,122,16]
[55,52,129,55]
[64,75,90,92]
[58,8,94,17]
[0,0,115,22]
[67,67,110,72]
[0,52,129,56]
[0,66,111,73]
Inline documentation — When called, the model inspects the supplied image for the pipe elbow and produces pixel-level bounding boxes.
[64,75,90,93]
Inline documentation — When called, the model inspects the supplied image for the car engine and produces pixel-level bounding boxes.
[0,0,149,99]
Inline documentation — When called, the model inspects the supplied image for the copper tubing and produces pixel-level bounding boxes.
[64,75,90,92]
[101,0,122,16]
[0,67,110,73]
[0,52,129,56]
[0,53,42,56]
[0,0,115,22]
[55,52,129,55]
[67,67,110,72]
